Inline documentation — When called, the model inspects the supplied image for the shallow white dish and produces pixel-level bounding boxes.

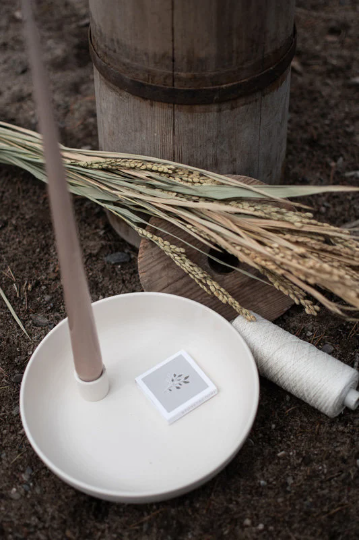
[20,292,259,503]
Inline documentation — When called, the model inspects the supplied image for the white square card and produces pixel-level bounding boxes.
[135,350,218,424]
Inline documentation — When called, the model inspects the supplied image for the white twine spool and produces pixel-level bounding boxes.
[232,314,359,418]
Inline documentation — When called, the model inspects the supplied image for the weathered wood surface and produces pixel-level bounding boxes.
[138,176,294,321]
[90,0,294,84]
[90,0,295,182]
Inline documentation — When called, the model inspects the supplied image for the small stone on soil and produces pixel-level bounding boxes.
[105,252,131,264]
[12,405,20,416]
[322,343,334,354]
[277,451,286,458]
[243,519,251,527]
[12,373,23,383]
[291,57,303,74]
[257,524,265,531]
[13,10,22,20]
[259,480,267,487]
[31,314,50,327]
[16,63,28,75]
[44,295,52,303]
[22,467,33,482]
[10,488,21,500]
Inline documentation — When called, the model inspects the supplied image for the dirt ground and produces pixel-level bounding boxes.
[0,0,359,539]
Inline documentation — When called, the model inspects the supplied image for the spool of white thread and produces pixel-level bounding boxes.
[232,314,359,417]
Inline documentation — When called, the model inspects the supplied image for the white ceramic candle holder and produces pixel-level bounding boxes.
[20,292,259,503]
[74,367,110,402]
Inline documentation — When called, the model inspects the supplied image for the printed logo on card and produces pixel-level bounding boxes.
[135,351,217,424]
[164,373,190,393]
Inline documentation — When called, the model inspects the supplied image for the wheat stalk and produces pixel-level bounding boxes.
[0,121,358,321]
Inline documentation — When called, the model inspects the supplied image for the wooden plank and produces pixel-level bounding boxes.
[138,176,294,321]
[264,0,295,57]
[94,70,174,158]
[173,95,261,175]
[172,0,266,85]
[89,0,173,85]
[173,70,290,179]
[258,70,291,183]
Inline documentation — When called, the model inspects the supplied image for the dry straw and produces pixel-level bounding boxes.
[0,121,358,321]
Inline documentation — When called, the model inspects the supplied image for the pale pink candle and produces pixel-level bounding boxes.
[22,0,103,382]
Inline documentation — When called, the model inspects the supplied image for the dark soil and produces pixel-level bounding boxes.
[0,1,358,539]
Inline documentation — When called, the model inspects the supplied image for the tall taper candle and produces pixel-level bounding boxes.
[22,0,104,383]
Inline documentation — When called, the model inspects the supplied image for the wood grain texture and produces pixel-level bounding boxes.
[94,69,290,180]
[90,0,173,85]
[90,0,295,181]
[257,69,291,183]
[90,0,295,87]
[94,70,174,160]
[138,176,294,322]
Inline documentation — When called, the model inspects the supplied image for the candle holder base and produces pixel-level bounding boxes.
[74,366,110,402]
[20,293,259,503]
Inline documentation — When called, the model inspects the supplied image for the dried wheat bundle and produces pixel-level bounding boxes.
[0,121,358,321]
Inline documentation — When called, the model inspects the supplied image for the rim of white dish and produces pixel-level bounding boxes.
[20,292,259,500]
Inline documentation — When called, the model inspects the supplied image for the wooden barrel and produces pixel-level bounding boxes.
[89,0,296,183]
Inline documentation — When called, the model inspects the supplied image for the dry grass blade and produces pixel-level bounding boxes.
[0,121,358,321]
[0,286,31,339]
